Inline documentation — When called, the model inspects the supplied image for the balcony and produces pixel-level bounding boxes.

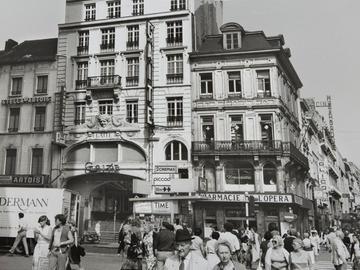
[283,142,309,169]
[126,76,139,87]
[87,75,121,89]
[100,43,115,52]
[77,46,89,55]
[126,41,139,50]
[126,117,138,124]
[34,127,45,132]
[257,90,272,98]
[167,116,183,127]
[166,36,183,47]
[167,73,183,84]
[75,80,88,90]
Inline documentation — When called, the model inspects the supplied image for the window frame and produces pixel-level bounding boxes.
[126,57,140,86]
[8,107,20,132]
[126,100,138,123]
[167,54,183,84]
[200,73,213,96]
[225,32,240,50]
[101,28,115,50]
[75,102,86,125]
[256,70,271,97]
[107,0,121,18]
[165,140,188,161]
[263,163,277,185]
[98,100,113,115]
[31,148,43,175]
[228,71,242,95]
[10,77,23,96]
[170,0,186,11]
[5,148,17,175]
[166,20,183,45]
[167,97,183,127]
[36,75,48,94]
[76,62,88,89]
[85,3,96,21]
[127,25,139,49]
[132,0,144,16]
[224,162,255,185]
[34,106,46,132]
[230,115,244,142]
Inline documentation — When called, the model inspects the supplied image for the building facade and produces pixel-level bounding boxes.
[189,23,311,235]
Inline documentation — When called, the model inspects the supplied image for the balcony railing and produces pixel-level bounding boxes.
[284,142,309,169]
[126,41,139,50]
[167,73,183,84]
[75,80,88,90]
[126,76,139,87]
[170,5,186,11]
[34,127,45,132]
[74,119,85,125]
[77,46,89,55]
[87,75,121,89]
[10,91,22,96]
[166,36,183,47]
[100,43,115,52]
[167,115,183,127]
[126,117,138,124]
[257,90,272,98]
[8,127,18,133]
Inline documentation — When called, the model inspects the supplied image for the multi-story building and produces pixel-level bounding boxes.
[55,0,223,232]
[0,38,58,188]
[189,23,311,235]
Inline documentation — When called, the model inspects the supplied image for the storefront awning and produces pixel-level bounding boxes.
[130,195,206,202]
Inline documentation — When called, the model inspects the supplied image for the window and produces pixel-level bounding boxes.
[126,100,138,123]
[201,116,214,143]
[200,73,213,97]
[230,115,244,141]
[263,163,277,185]
[167,21,183,46]
[8,107,20,132]
[76,62,88,89]
[228,72,241,95]
[126,58,139,86]
[101,28,115,51]
[85,4,96,21]
[257,70,271,97]
[78,31,89,55]
[108,1,121,18]
[75,102,86,125]
[226,33,239,49]
[11,77,22,96]
[100,60,115,85]
[167,97,183,127]
[127,25,139,50]
[260,114,273,141]
[167,54,183,84]
[5,149,16,175]
[225,161,254,185]
[31,148,43,175]
[99,100,113,115]
[165,141,188,160]
[34,107,46,131]
[132,0,144,16]
[36,75,48,94]
[170,0,186,11]
[178,168,189,179]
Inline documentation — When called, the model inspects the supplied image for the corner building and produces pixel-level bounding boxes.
[189,23,311,235]
[55,0,223,232]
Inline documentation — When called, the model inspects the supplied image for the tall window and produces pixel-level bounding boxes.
[127,25,139,50]
[260,114,273,141]
[99,100,113,115]
[5,149,16,175]
[126,100,138,123]
[75,102,86,125]
[228,71,241,95]
[31,148,43,175]
[36,75,48,94]
[8,107,20,132]
[167,97,183,127]
[263,163,277,185]
[107,1,121,18]
[167,54,183,84]
[126,58,139,86]
[100,60,115,85]
[225,162,255,185]
[225,33,239,49]
[132,0,144,16]
[76,62,88,89]
[85,3,96,21]
[167,21,183,46]
[78,31,89,55]
[34,107,46,131]
[200,73,213,97]
[101,28,115,51]
[11,77,22,96]
[201,116,214,143]
[165,141,188,160]
[230,115,244,141]
[257,70,271,97]
[170,0,186,11]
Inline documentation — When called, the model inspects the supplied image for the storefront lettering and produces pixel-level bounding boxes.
[12,175,44,185]
[0,197,48,211]
[85,162,120,174]
[199,193,293,204]
[1,96,51,105]
[154,166,177,174]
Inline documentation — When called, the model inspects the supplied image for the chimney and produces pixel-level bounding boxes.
[5,39,18,51]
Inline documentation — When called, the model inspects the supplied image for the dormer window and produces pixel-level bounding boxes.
[220,23,244,50]
[226,33,239,49]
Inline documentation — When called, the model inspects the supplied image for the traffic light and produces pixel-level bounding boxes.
[248,195,255,216]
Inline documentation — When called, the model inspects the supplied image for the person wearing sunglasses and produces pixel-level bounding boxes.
[265,235,289,270]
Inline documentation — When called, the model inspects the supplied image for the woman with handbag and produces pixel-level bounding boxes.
[67,221,86,270]
[32,215,52,270]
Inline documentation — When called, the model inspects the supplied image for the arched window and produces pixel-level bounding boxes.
[225,161,254,185]
[165,141,188,160]
[263,163,277,185]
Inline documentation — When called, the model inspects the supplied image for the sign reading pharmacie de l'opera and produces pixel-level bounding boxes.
[198,192,295,204]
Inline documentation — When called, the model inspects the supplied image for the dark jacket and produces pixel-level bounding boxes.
[284,236,296,253]
[49,225,72,253]
[153,228,174,252]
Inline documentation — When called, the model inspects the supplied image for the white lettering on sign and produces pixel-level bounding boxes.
[154,166,177,174]
[153,201,169,210]
[199,193,293,204]
[254,194,292,203]
[318,161,329,204]
[154,186,171,194]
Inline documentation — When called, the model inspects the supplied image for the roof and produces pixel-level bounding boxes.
[0,38,58,65]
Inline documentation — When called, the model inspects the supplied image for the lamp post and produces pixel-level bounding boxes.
[245,191,249,226]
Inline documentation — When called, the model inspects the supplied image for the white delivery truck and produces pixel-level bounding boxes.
[0,187,80,242]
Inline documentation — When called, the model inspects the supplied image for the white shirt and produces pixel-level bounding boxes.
[53,227,63,247]
[219,232,240,252]
[18,218,27,231]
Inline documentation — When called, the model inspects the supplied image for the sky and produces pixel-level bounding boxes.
[0,0,359,166]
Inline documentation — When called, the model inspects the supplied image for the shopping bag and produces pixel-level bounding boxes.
[38,256,49,270]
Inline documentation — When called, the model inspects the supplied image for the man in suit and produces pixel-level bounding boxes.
[164,229,208,270]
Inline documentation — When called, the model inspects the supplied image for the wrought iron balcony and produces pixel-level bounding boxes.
[87,75,121,89]
[166,36,183,47]
[100,43,115,52]
[167,116,183,127]
[126,117,138,124]
[77,46,89,55]
[75,80,88,90]
[283,142,309,169]
[126,76,139,87]
[34,126,45,132]
[167,73,183,84]
[126,41,139,50]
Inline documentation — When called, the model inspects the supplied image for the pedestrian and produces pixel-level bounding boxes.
[289,238,313,270]
[32,215,51,270]
[173,219,183,232]
[260,231,273,269]
[302,232,315,264]
[264,235,289,270]
[122,222,144,270]
[153,222,175,270]
[48,214,74,270]
[206,231,220,269]
[191,228,205,258]
[331,230,350,270]
[117,222,126,257]
[164,229,208,270]
[66,221,85,270]
[213,239,245,270]
[309,230,320,257]
[219,222,240,261]
[95,221,101,242]
[143,223,157,270]
[9,212,29,257]
[352,234,360,270]
[284,228,297,253]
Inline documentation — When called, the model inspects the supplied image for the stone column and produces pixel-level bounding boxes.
[216,163,224,192]
[254,163,263,193]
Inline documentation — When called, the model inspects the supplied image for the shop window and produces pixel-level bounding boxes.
[165,140,188,160]
[66,144,90,163]
[263,163,277,185]
[122,143,145,162]
[225,208,245,217]
[225,161,254,185]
